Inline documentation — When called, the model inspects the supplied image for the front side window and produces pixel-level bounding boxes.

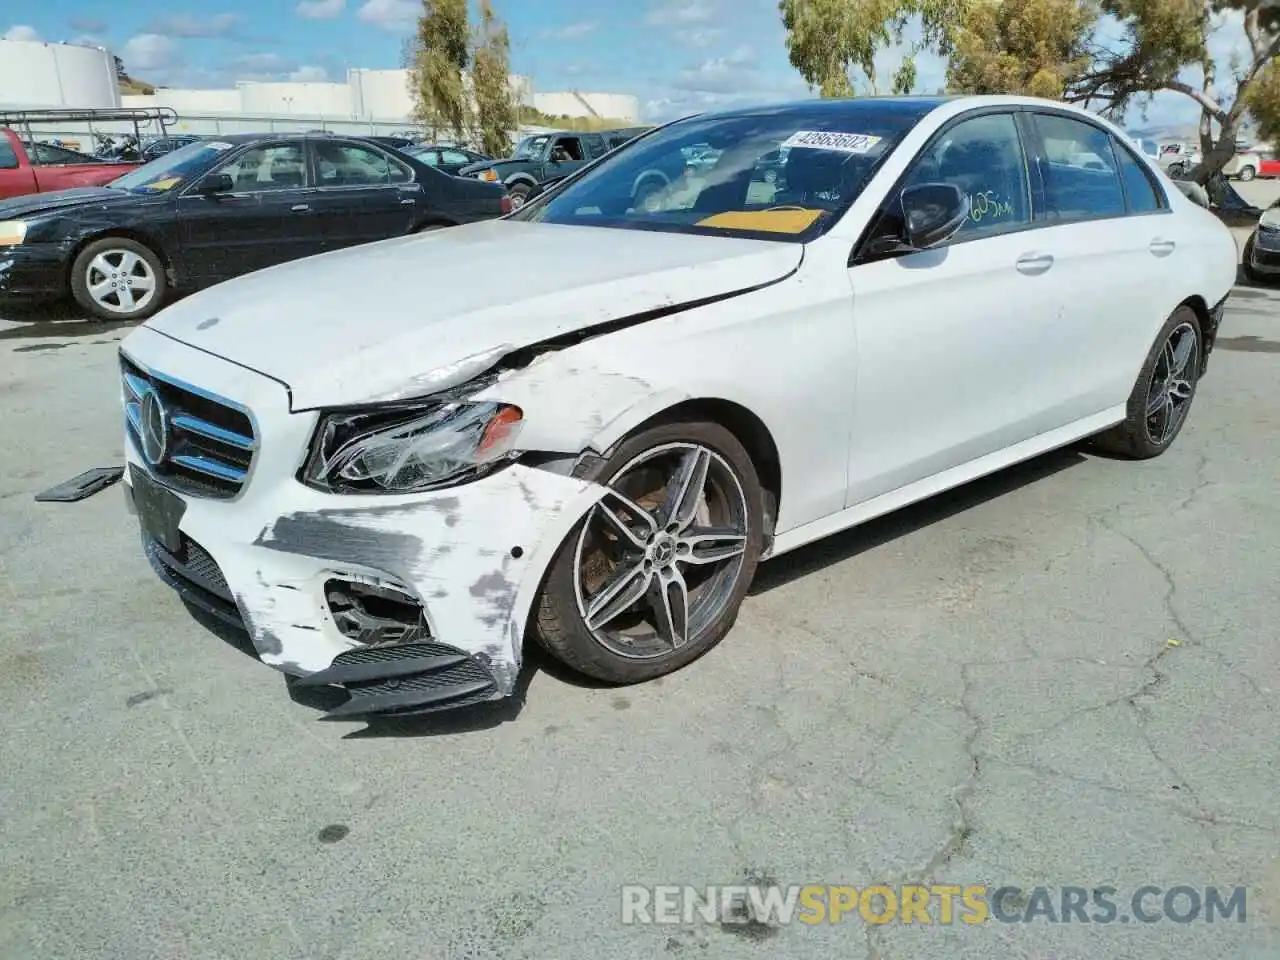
[441,149,471,165]
[1035,113,1125,219]
[901,112,1032,240]
[0,140,16,170]
[218,144,308,192]
[549,138,583,162]
[518,106,925,240]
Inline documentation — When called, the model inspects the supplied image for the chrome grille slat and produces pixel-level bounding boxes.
[120,353,256,500]
[170,413,254,450]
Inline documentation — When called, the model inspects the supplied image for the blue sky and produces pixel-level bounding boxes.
[1,0,1245,126]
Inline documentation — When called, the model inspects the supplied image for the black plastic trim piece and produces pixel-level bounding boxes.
[320,680,496,720]
[294,651,470,687]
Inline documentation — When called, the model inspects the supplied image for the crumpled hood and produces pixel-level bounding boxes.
[0,186,132,219]
[141,219,803,411]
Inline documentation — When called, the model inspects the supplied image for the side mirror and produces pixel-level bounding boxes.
[900,182,970,249]
[196,172,234,195]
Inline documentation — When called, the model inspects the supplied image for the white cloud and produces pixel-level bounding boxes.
[122,34,181,71]
[674,26,725,47]
[147,13,242,38]
[236,52,292,72]
[672,46,760,94]
[297,0,346,19]
[357,0,417,30]
[646,0,715,26]
[539,21,598,41]
[3,25,41,41]
[71,35,106,47]
[289,65,329,81]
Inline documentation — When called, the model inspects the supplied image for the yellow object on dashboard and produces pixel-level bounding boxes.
[146,177,182,192]
[694,207,823,234]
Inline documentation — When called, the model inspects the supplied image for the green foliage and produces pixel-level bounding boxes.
[778,0,1280,182]
[947,0,1099,97]
[408,0,472,140]
[1246,59,1280,140]
[779,0,961,95]
[470,0,517,157]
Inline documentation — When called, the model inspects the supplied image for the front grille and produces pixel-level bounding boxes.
[121,354,256,499]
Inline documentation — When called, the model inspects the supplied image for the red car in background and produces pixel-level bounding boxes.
[0,128,139,199]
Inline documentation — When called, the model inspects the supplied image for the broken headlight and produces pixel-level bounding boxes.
[302,400,523,494]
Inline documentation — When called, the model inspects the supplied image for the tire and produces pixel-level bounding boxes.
[506,182,532,209]
[534,419,765,685]
[1242,234,1262,283]
[70,237,167,322]
[632,178,663,210]
[1240,165,1257,182]
[1092,306,1203,459]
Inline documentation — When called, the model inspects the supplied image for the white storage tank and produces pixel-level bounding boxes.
[236,81,354,118]
[0,38,121,108]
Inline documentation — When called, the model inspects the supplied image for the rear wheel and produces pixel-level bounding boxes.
[70,237,166,321]
[1240,165,1257,182]
[1092,306,1202,459]
[534,420,764,684]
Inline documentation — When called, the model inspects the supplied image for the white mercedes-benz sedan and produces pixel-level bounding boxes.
[119,95,1238,719]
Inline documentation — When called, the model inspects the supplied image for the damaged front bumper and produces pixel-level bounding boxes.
[121,327,607,720]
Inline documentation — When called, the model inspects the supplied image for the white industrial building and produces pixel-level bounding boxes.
[0,37,641,135]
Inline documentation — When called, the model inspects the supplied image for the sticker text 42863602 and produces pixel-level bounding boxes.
[780,131,884,155]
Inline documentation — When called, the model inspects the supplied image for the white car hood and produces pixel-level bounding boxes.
[145,219,803,410]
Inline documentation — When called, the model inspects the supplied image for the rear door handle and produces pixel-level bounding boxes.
[1015,252,1054,275]
[291,203,310,212]
[1149,238,1176,256]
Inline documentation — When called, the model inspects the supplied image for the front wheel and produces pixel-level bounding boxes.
[70,237,167,321]
[1240,165,1257,182]
[1092,306,1203,459]
[506,183,531,210]
[1242,234,1262,283]
[534,420,765,684]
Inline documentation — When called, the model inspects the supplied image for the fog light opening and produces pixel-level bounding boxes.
[324,578,431,646]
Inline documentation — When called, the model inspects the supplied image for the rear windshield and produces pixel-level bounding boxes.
[514,107,924,241]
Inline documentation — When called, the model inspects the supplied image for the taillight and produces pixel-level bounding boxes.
[500,195,513,214]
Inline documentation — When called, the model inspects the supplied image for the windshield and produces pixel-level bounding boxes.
[513,135,548,159]
[108,140,238,193]
[514,106,921,240]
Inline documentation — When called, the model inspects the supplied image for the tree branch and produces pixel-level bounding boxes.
[1162,79,1226,118]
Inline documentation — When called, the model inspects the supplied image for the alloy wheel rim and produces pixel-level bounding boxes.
[573,442,750,660]
[1145,321,1199,445]
[86,250,157,314]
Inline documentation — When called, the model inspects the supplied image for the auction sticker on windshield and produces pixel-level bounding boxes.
[781,131,883,154]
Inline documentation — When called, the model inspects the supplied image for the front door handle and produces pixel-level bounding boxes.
[1149,238,1176,256]
[1015,252,1054,275]
[291,203,310,212]
[400,198,415,205]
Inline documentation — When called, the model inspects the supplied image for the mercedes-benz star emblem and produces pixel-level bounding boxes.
[139,388,170,466]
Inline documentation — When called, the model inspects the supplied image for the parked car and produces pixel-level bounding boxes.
[458,127,650,207]
[1159,142,1201,173]
[139,135,204,163]
[0,132,510,320]
[361,135,415,150]
[114,95,1236,720]
[402,143,491,176]
[0,127,139,199]
[1242,199,1280,282]
[22,141,102,165]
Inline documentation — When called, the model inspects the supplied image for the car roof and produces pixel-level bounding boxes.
[699,95,956,124]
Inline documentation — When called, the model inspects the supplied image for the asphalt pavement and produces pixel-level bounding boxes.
[2,195,1279,959]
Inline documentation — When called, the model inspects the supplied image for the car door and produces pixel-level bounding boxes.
[844,110,1066,506]
[175,141,321,287]
[546,135,588,180]
[309,139,419,250]
[1024,111,1175,422]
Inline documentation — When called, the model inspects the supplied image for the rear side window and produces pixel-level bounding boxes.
[1112,139,1164,213]
[0,139,17,169]
[1033,113,1125,220]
